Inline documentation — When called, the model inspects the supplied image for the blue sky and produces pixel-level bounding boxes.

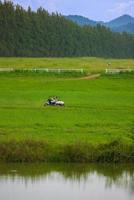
[11,0,134,21]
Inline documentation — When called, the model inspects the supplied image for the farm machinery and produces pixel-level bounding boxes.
[45,97,64,106]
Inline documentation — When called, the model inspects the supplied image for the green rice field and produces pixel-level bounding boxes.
[0,57,134,162]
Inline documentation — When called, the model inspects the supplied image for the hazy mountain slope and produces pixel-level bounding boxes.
[112,23,134,34]
[65,15,97,26]
[106,15,134,28]
[66,14,134,34]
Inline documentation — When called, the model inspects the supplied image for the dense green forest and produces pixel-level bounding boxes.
[0,1,134,58]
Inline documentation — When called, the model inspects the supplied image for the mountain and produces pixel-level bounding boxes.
[66,14,134,34]
[106,15,134,28]
[65,15,97,26]
[1,1,134,58]
[112,23,134,34]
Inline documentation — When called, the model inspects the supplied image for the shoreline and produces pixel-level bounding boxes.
[0,139,134,163]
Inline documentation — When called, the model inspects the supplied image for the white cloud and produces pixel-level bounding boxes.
[107,0,134,18]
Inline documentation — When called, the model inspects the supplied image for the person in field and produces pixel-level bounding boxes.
[45,96,64,106]
[47,96,58,104]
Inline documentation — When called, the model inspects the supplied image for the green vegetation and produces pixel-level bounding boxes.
[0,70,134,162]
[0,57,134,73]
[0,1,134,58]
[66,15,134,34]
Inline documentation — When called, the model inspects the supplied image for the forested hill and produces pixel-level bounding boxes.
[66,15,134,34]
[65,15,98,26]
[0,1,134,58]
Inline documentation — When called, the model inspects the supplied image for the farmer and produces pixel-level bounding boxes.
[50,96,56,104]
[48,97,52,104]
[54,96,58,101]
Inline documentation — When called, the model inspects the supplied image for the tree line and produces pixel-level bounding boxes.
[0,1,134,58]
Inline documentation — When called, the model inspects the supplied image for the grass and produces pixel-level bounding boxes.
[0,61,134,162]
[0,57,134,73]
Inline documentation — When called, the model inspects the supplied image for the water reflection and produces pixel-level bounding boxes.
[0,163,134,200]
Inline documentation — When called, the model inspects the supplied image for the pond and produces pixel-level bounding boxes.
[0,163,134,200]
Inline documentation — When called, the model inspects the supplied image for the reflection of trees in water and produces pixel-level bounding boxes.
[104,171,134,195]
[0,163,134,194]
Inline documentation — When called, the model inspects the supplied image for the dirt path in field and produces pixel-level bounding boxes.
[79,73,101,80]
[66,73,101,80]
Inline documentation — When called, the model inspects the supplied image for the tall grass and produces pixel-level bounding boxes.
[0,139,134,163]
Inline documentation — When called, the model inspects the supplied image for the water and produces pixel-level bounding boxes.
[0,163,134,200]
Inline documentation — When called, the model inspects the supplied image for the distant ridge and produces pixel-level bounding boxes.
[65,14,134,34]
[106,15,134,28]
[65,15,98,26]
[112,23,134,33]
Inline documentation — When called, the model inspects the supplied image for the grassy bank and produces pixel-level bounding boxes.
[0,57,134,73]
[0,139,134,163]
[0,70,134,162]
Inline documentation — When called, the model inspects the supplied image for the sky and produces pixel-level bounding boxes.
[11,0,134,21]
